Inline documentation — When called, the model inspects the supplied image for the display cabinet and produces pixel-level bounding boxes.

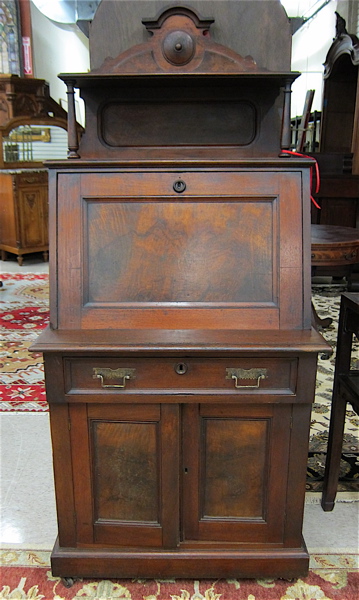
[32,1,328,581]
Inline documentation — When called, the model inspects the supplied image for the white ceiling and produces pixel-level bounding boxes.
[280,0,330,18]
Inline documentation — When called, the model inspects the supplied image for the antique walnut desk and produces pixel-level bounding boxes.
[32,4,328,582]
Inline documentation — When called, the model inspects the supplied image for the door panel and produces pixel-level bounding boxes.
[92,420,158,522]
[18,184,48,247]
[182,403,291,543]
[203,418,268,519]
[70,403,180,548]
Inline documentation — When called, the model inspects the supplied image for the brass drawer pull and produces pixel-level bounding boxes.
[93,367,136,389]
[225,368,268,389]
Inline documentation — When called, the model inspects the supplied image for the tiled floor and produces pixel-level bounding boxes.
[1,254,50,274]
[1,254,358,557]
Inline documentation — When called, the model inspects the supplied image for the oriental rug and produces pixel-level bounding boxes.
[0,273,358,491]
[0,549,358,600]
[0,273,49,412]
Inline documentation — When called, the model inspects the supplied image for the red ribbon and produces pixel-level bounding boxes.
[281,150,321,209]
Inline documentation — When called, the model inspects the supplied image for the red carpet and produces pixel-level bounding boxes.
[0,555,358,600]
[0,273,49,412]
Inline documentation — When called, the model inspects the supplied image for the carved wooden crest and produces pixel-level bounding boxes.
[324,12,359,78]
[95,6,260,74]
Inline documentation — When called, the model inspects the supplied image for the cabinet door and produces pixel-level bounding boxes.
[17,181,48,248]
[69,403,180,548]
[182,403,291,544]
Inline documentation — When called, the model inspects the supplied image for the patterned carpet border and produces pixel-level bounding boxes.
[0,273,49,413]
[0,550,358,600]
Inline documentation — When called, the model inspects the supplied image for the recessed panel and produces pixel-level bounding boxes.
[202,418,268,519]
[92,421,159,523]
[85,199,275,305]
[101,101,256,146]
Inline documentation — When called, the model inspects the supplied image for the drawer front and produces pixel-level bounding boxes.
[64,357,298,398]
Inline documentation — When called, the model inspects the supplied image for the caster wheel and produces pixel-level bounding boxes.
[61,577,75,588]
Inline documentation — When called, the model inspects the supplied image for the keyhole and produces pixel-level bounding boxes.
[173,180,186,193]
[174,362,188,375]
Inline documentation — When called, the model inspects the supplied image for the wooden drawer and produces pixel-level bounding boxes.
[64,357,298,398]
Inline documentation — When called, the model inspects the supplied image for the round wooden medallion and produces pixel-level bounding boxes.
[162,30,195,65]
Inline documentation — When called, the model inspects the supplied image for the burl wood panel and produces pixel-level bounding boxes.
[92,420,159,523]
[75,403,181,549]
[85,199,274,304]
[182,403,291,544]
[202,418,267,518]
[55,169,310,330]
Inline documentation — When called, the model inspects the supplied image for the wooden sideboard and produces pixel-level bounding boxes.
[0,75,80,264]
[32,1,328,582]
[0,170,48,264]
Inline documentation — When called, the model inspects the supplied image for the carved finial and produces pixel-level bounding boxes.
[335,12,347,38]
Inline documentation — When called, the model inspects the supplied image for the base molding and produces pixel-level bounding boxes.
[51,538,310,580]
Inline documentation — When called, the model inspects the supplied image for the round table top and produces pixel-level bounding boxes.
[311,224,359,247]
[311,224,359,267]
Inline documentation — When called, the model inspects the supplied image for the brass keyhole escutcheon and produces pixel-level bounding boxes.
[173,180,186,193]
[174,362,188,375]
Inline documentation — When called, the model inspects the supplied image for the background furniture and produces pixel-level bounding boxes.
[311,224,359,286]
[311,224,359,327]
[32,0,328,583]
[0,170,48,265]
[309,14,359,282]
[0,75,78,264]
[313,13,359,199]
[319,13,359,175]
[321,292,359,511]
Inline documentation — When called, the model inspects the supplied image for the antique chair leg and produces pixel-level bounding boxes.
[321,381,347,511]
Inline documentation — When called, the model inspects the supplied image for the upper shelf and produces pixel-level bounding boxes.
[58,5,300,161]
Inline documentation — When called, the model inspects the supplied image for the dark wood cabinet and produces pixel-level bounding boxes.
[32,1,328,581]
[37,329,324,579]
[310,14,359,232]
